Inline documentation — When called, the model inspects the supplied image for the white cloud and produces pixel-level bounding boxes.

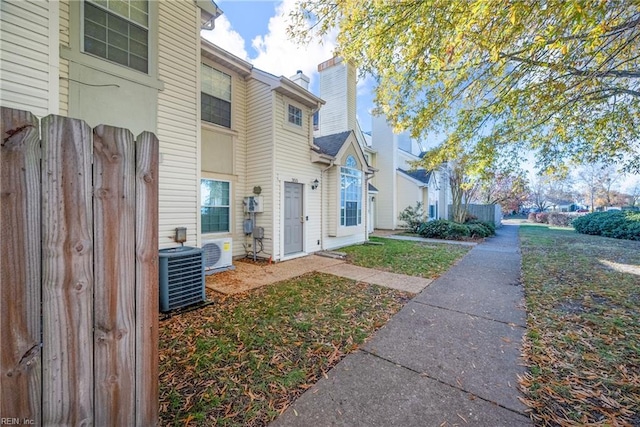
[201,15,249,60]
[250,0,337,83]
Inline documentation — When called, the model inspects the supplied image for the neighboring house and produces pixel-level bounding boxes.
[1,0,222,249]
[370,115,450,229]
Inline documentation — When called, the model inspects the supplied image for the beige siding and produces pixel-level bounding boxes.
[1,0,57,116]
[325,166,338,237]
[323,164,366,249]
[59,1,69,115]
[246,78,275,257]
[199,68,248,258]
[397,174,424,225]
[273,93,323,259]
[346,64,357,132]
[230,71,248,258]
[157,1,199,249]
[371,115,398,229]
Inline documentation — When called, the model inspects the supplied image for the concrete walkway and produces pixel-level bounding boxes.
[272,224,531,427]
[318,263,433,294]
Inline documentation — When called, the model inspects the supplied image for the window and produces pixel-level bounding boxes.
[201,179,230,233]
[429,204,437,219]
[201,64,231,127]
[340,155,362,227]
[313,111,319,131]
[288,104,302,126]
[83,0,149,73]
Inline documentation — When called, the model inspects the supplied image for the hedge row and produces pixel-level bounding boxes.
[572,211,640,241]
[527,212,572,226]
[417,219,496,240]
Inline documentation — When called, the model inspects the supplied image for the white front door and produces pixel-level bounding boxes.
[368,195,375,233]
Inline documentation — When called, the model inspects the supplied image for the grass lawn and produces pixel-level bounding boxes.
[159,273,412,426]
[519,224,640,425]
[341,236,471,278]
[159,237,470,426]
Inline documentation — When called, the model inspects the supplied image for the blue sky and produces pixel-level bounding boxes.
[201,0,377,132]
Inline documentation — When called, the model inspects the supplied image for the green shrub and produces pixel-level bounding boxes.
[466,220,496,237]
[572,211,640,241]
[547,212,572,227]
[398,202,425,233]
[418,220,451,238]
[467,223,490,238]
[417,219,494,240]
[448,222,471,239]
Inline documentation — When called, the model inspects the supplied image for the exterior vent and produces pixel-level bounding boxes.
[202,238,233,275]
[159,246,205,312]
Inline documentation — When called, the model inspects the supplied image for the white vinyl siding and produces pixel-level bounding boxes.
[1,0,58,116]
[274,93,323,259]
[397,173,425,221]
[317,58,356,136]
[246,79,275,257]
[59,1,70,115]
[157,1,199,248]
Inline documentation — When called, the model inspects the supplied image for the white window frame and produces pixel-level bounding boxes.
[287,103,302,127]
[340,155,362,227]
[201,63,232,128]
[201,179,231,234]
[82,0,150,73]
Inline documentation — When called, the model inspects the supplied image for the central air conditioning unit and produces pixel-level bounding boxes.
[159,246,205,312]
[202,238,233,275]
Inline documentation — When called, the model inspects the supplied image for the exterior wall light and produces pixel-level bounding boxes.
[311,179,319,190]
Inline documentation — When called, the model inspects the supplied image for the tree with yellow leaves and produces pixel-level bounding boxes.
[289,1,640,174]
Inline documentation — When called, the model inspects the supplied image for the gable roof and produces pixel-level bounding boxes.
[313,131,352,157]
[398,168,432,184]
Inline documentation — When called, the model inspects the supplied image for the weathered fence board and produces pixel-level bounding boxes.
[93,125,137,425]
[135,131,160,425]
[0,108,42,424]
[2,108,159,425]
[41,115,95,425]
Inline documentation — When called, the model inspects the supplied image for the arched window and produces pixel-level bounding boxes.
[340,155,362,226]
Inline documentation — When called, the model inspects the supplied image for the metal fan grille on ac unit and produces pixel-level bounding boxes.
[203,243,221,266]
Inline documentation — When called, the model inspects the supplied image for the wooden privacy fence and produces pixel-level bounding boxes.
[1,107,159,426]
[449,203,503,227]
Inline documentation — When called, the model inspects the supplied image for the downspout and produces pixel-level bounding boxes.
[364,173,372,241]
[319,160,334,251]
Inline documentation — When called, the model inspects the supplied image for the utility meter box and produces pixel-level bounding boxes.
[244,196,263,213]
